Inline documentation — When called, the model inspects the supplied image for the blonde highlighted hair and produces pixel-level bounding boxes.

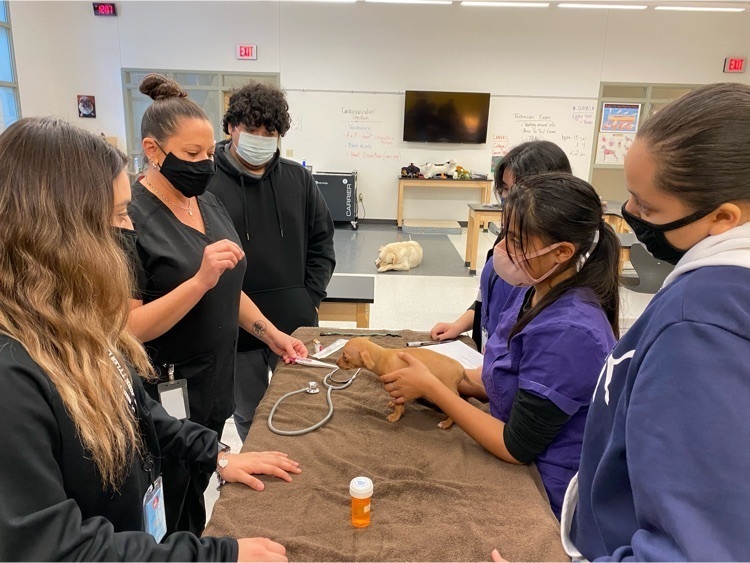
[0,117,153,489]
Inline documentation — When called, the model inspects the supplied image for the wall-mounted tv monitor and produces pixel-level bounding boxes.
[403,90,490,144]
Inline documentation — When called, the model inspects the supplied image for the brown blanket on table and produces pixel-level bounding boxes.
[204,328,569,562]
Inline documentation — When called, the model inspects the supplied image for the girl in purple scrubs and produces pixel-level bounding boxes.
[431,141,572,352]
[381,173,620,518]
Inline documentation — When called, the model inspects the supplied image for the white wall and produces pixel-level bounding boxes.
[9,1,750,219]
[11,1,125,142]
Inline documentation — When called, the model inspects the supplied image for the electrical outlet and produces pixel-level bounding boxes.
[285,149,294,157]
[358,193,364,202]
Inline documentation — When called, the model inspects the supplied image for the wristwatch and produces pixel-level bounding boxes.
[218,440,231,455]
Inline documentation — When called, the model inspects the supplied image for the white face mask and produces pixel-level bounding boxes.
[235,131,278,166]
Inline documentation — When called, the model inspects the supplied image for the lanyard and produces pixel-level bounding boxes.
[108,349,156,484]
[108,349,136,415]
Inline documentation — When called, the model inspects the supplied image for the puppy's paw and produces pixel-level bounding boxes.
[438,418,455,429]
[377,266,390,272]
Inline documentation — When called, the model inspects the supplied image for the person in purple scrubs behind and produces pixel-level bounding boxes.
[430,141,572,353]
[380,173,620,518]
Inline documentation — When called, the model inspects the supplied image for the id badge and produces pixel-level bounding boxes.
[143,475,167,543]
[481,328,488,354]
[157,379,190,419]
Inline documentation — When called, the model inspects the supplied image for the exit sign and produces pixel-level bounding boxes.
[724,57,746,73]
[236,44,258,60]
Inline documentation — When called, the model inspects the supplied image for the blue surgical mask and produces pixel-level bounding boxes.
[235,131,278,166]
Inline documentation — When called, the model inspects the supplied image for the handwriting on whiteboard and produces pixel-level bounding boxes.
[497,107,595,161]
[341,107,377,122]
[341,122,399,160]
[492,134,510,157]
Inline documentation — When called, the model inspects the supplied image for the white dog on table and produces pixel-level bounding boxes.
[375,241,424,272]
[421,160,457,179]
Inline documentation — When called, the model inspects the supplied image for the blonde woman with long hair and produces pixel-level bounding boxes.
[0,117,297,561]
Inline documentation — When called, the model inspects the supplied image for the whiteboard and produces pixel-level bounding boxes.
[487,97,596,178]
[283,91,596,220]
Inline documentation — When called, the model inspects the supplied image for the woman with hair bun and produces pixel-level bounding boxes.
[127,74,307,537]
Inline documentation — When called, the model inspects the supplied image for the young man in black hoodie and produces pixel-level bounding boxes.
[208,82,336,442]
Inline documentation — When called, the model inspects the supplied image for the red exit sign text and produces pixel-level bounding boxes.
[236,44,258,60]
[724,58,746,73]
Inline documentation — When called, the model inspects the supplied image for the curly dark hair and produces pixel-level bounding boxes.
[222,82,291,137]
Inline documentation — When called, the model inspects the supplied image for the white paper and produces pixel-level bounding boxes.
[313,338,348,359]
[424,341,484,370]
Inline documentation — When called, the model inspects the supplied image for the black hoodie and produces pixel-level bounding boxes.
[209,140,336,353]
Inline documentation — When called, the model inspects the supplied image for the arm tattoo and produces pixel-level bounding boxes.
[252,320,267,339]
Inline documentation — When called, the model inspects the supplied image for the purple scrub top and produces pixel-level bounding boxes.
[479,258,514,340]
[482,286,615,517]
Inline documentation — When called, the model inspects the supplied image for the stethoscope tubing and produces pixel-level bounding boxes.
[267,368,361,436]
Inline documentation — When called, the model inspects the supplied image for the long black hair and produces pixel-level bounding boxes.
[503,173,621,339]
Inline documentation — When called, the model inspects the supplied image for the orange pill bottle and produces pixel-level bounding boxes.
[350,476,373,528]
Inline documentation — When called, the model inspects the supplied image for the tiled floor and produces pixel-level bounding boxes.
[205,223,653,521]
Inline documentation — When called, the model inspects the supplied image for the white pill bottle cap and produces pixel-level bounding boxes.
[350,476,373,499]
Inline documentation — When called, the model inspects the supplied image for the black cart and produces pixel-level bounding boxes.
[313,171,359,230]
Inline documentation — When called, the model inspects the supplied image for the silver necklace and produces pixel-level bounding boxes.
[143,176,193,216]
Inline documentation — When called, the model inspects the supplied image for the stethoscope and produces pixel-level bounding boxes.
[267,367,361,436]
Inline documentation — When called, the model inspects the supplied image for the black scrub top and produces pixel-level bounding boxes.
[128,182,247,428]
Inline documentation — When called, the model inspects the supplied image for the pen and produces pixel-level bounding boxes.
[406,339,455,347]
[292,357,338,368]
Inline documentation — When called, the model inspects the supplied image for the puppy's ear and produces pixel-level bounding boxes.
[360,350,376,371]
[384,252,396,264]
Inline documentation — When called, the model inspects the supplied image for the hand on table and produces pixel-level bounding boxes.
[220,451,301,491]
[430,321,462,342]
[237,537,287,562]
[491,548,508,562]
[379,352,440,405]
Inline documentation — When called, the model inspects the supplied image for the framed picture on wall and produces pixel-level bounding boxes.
[595,132,635,165]
[77,95,96,119]
[599,103,640,133]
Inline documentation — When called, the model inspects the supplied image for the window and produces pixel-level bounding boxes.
[122,69,280,172]
[0,1,20,132]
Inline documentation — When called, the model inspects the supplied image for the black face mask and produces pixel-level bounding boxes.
[113,226,138,261]
[621,203,715,265]
[156,144,215,198]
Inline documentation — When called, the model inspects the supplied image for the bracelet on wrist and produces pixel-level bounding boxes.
[216,441,231,489]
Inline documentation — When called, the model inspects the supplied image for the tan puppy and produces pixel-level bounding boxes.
[375,241,423,272]
[337,337,468,429]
